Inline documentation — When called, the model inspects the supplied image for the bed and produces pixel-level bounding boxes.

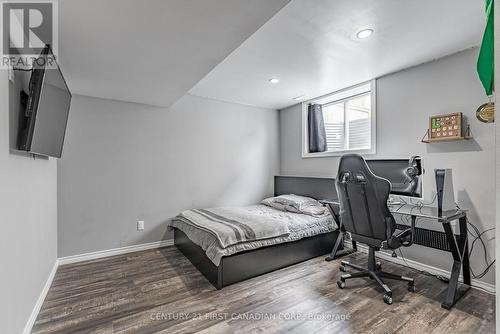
[171,176,339,289]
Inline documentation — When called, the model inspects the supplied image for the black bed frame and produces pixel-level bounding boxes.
[173,176,339,289]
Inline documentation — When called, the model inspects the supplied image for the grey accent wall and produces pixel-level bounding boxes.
[0,73,58,332]
[280,49,495,285]
[58,94,280,257]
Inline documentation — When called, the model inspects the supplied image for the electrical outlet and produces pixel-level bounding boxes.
[137,220,145,231]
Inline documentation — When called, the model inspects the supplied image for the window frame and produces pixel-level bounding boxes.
[301,80,377,158]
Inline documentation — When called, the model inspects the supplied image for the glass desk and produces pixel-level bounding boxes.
[322,200,471,310]
[388,203,466,222]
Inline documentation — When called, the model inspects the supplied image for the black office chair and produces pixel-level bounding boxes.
[335,154,415,305]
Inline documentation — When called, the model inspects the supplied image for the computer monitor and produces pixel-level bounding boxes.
[366,157,423,199]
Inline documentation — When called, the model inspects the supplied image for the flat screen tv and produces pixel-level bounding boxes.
[17,45,72,158]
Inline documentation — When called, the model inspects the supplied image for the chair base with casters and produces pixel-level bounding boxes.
[336,246,416,305]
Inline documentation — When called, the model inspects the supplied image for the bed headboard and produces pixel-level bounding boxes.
[274,176,337,201]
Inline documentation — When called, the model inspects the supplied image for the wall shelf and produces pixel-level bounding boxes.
[421,125,473,143]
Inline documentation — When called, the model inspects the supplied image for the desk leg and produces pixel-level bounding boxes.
[441,218,471,310]
[325,230,344,261]
[325,232,357,261]
[460,217,471,286]
[325,205,357,261]
[442,259,462,310]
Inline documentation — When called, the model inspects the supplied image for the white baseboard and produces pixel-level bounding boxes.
[344,241,495,294]
[58,239,174,266]
[23,239,174,333]
[23,260,58,334]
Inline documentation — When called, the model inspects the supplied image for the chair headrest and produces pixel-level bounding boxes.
[338,154,374,178]
[338,154,392,192]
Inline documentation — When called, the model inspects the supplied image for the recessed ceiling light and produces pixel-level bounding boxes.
[292,95,305,101]
[269,78,280,84]
[356,29,373,39]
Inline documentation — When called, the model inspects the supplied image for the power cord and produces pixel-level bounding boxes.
[466,221,495,279]
[390,196,495,282]
[397,247,450,283]
[455,203,496,280]
[396,211,495,283]
[409,192,437,209]
[397,247,494,294]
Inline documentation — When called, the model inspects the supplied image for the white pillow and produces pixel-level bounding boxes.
[300,205,328,217]
[261,197,299,213]
[273,194,321,211]
[261,195,328,217]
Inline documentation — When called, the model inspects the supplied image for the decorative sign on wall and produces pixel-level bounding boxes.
[429,112,462,140]
[421,112,472,143]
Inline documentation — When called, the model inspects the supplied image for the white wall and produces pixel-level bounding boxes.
[0,73,58,332]
[58,94,280,257]
[280,49,496,285]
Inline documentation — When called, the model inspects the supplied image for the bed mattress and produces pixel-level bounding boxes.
[170,204,336,266]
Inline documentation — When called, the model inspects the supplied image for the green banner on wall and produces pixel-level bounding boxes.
[477,0,494,96]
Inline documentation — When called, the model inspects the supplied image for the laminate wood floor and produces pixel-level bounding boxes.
[32,246,495,334]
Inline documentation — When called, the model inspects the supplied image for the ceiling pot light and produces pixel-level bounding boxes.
[356,29,373,39]
[269,78,280,84]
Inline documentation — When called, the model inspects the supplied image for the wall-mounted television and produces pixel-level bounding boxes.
[17,45,72,158]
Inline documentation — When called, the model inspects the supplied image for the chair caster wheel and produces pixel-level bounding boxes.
[408,284,416,293]
[383,294,393,305]
[337,281,346,289]
[339,265,346,272]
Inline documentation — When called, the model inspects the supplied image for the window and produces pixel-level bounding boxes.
[302,81,376,157]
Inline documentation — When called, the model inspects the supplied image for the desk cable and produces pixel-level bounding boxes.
[455,203,496,280]
[395,215,454,284]
[393,201,495,288]
[399,195,494,280]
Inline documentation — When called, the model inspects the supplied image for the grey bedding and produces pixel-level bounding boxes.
[175,207,290,248]
[170,204,336,266]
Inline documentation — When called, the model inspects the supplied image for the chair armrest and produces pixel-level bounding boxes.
[394,219,416,247]
[394,228,411,239]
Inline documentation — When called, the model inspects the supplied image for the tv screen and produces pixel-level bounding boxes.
[17,46,72,158]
